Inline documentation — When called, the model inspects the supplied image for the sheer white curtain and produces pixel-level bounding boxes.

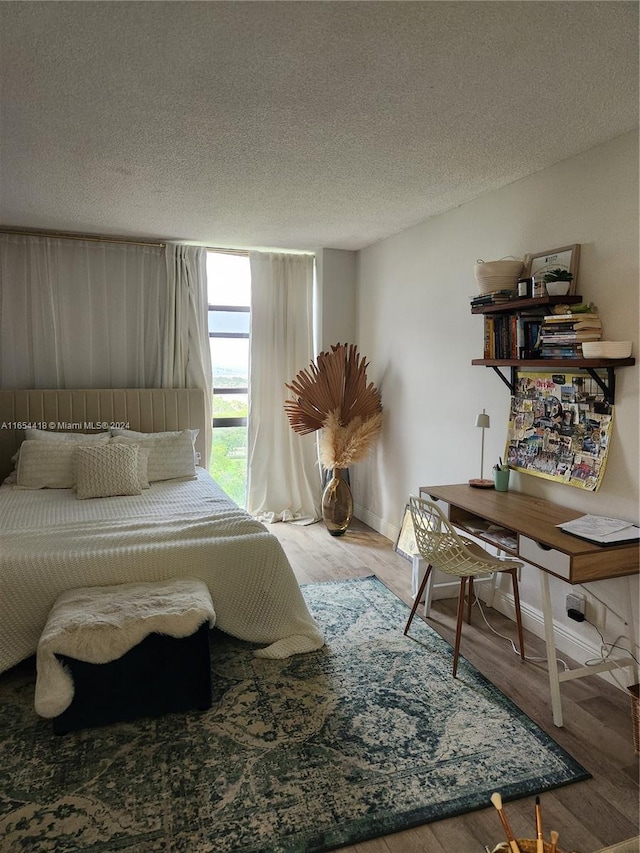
[0,235,212,463]
[247,251,321,523]
[162,244,213,465]
[0,233,165,389]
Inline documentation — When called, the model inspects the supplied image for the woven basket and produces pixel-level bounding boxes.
[492,841,568,853]
[629,684,640,755]
[474,258,524,294]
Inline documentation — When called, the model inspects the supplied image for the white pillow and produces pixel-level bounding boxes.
[110,430,196,482]
[134,445,151,489]
[16,440,94,489]
[74,444,143,500]
[111,427,199,446]
[25,428,111,443]
[12,430,110,473]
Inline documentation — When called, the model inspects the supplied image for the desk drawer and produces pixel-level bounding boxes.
[519,536,571,580]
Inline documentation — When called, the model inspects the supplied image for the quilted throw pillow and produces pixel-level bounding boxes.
[74,443,142,500]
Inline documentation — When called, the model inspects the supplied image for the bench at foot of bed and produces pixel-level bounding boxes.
[34,578,216,734]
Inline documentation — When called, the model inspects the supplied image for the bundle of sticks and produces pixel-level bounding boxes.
[489,793,568,853]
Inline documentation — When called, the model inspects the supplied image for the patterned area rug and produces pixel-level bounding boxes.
[0,575,589,852]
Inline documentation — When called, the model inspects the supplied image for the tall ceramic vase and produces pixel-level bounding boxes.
[322,468,353,536]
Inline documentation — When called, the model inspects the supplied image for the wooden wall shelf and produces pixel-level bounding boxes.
[471,295,582,315]
[470,294,635,403]
[472,357,635,369]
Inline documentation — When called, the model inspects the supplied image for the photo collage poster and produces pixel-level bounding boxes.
[505,371,613,491]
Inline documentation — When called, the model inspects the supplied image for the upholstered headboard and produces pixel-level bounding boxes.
[0,388,207,481]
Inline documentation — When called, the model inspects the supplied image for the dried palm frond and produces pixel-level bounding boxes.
[284,343,382,436]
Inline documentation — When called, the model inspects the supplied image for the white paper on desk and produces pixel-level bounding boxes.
[557,514,635,537]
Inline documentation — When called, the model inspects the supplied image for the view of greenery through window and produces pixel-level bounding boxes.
[207,252,250,507]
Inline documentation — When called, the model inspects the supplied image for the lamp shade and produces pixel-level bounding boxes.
[475,411,490,429]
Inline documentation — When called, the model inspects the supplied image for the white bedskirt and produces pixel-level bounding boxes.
[0,469,324,674]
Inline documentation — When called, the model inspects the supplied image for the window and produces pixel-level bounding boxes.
[206,251,251,507]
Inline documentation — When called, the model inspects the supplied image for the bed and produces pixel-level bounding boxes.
[0,389,324,675]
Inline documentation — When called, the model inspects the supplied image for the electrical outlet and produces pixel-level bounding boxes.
[566,592,586,615]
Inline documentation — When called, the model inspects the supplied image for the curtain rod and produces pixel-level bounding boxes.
[0,228,311,257]
[0,226,166,248]
[207,246,249,257]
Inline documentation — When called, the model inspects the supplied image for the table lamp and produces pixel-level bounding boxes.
[469,408,494,488]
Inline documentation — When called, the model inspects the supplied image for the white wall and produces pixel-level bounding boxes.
[314,248,357,351]
[352,130,639,681]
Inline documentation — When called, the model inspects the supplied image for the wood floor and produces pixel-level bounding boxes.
[269,517,640,853]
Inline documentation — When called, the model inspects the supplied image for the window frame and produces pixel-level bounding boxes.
[209,303,250,429]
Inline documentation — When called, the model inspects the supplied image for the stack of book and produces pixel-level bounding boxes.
[539,311,602,359]
[470,290,515,309]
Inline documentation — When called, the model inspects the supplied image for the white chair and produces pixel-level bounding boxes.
[405,495,525,677]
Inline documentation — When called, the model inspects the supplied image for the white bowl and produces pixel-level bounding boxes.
[545,281,571,296]
[581,341,633,359]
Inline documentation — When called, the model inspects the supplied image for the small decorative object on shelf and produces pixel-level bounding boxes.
[581,340,633,359]
[542,267,573,297]
[523,244,580,296]
[284,343,382,536]
[474,257,524,295]
[517,277,533,298]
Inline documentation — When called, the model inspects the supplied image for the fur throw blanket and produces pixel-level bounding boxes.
[35,578,216,718]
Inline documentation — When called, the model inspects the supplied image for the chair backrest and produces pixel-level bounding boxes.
[409,495,491,577]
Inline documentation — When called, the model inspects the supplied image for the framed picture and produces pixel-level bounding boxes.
[523,244,580,296]
[394,504,419,561]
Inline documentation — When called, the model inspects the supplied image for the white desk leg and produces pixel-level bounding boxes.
[423,568,436,617]
[412,556,426,601]
[539,569,564,727]
[411,555,437,616]
[624,576,639,684]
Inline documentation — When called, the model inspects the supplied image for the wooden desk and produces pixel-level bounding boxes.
[419,484,639,726]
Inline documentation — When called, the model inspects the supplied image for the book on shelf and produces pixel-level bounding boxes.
[483,316,495,358]
[543,310,599,321]
[540,333,602,343]
[471,290,515,306]
[542,318,602,330]
[540,346,584,358]
[482,314,544,359]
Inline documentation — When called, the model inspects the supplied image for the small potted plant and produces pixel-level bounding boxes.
[543,268,573,296]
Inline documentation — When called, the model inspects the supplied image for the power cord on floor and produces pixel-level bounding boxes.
[472,592,570,671]
[582,618,640,666]
[582,619,640,693]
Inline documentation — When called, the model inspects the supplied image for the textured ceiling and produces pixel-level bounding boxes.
[0,2,638,251]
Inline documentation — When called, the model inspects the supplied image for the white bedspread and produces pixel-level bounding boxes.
[0,469,324,674]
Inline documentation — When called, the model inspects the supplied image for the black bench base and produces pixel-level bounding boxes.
[52,623,212,734]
